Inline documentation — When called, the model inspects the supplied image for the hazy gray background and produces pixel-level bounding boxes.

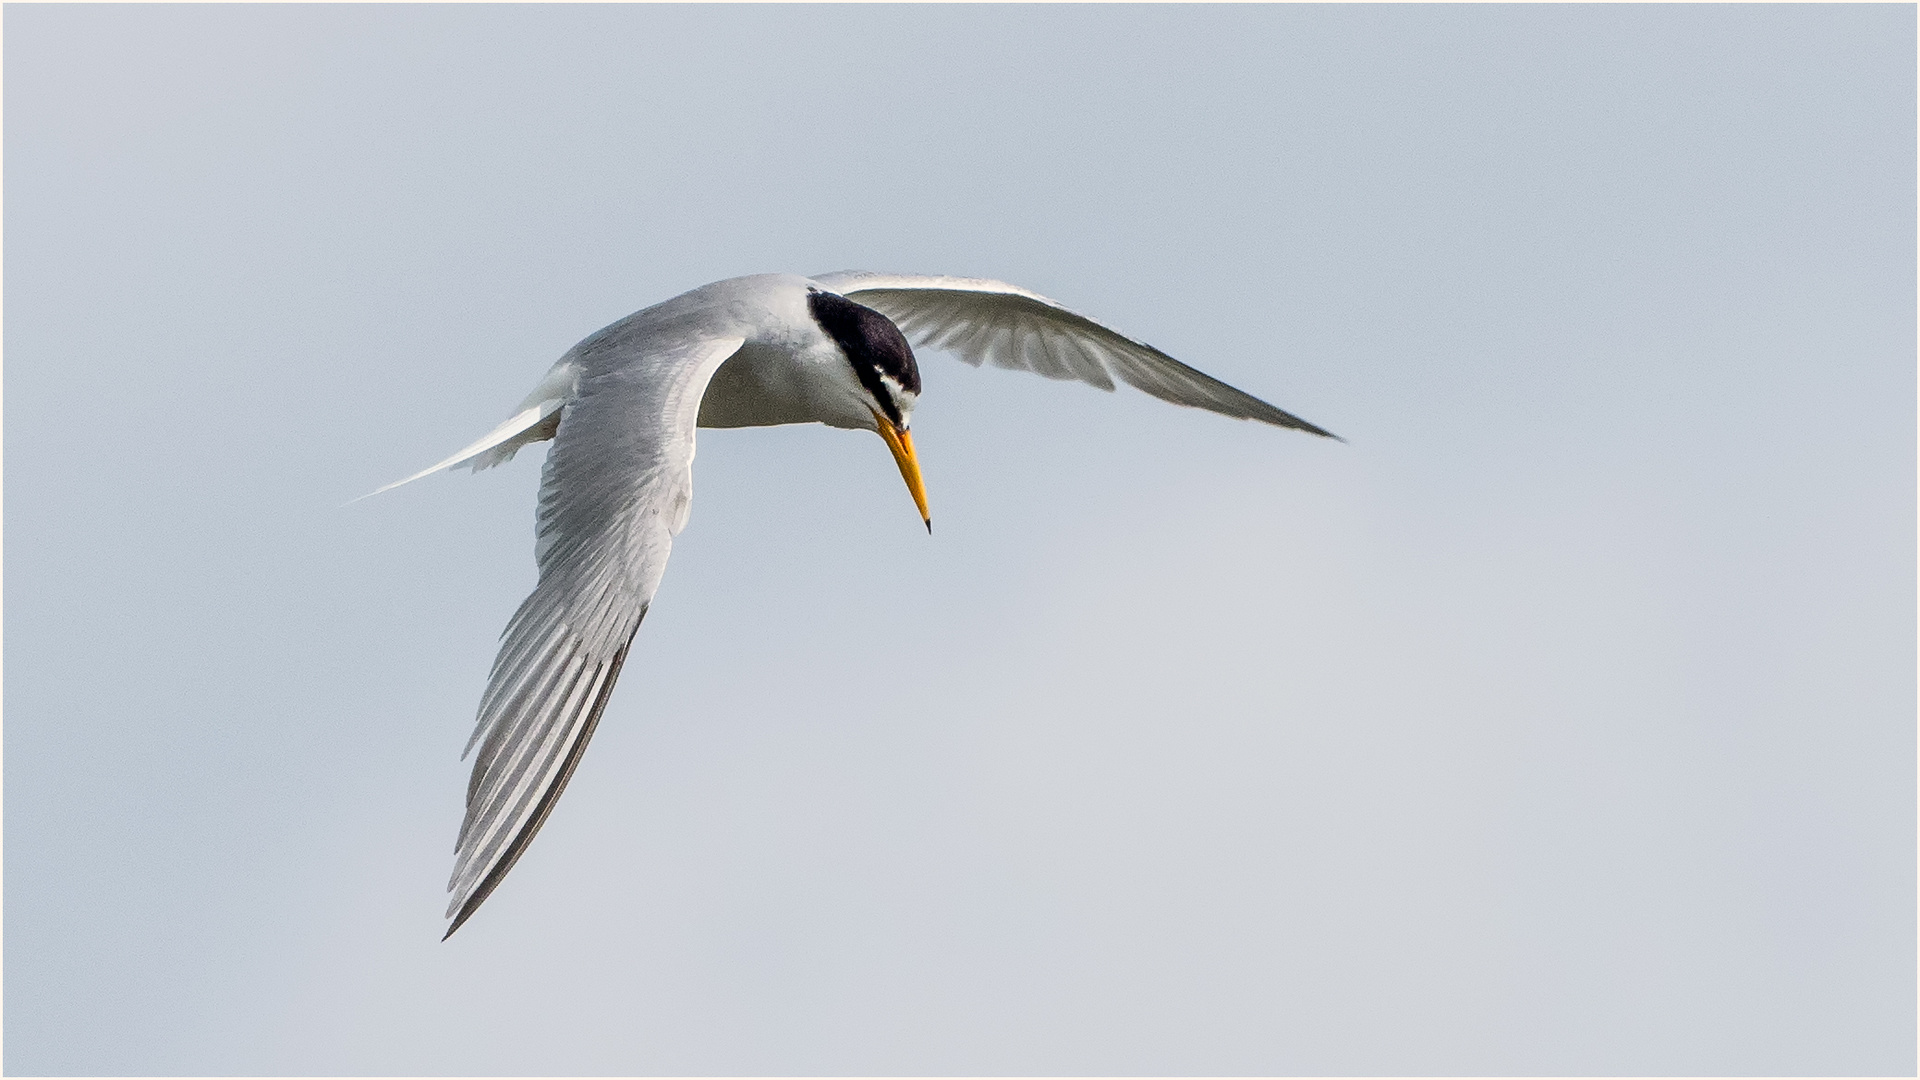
[6,5,1913,1075]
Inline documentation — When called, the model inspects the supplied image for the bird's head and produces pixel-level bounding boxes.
[807,288,931,531]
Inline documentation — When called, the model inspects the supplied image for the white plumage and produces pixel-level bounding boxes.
[375,271,1337,936]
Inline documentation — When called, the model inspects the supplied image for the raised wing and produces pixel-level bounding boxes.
[444,331,745,937]
[812,271,1338,440]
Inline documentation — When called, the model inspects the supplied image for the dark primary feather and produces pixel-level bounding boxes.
[445,626,638,939]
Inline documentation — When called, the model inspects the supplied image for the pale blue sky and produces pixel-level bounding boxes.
[6,4,1914,1075]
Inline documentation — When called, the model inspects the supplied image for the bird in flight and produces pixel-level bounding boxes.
[373,271,1339,937]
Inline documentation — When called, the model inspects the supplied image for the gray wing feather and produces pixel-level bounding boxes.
[813,271,1337,439]
[443,330,745,937]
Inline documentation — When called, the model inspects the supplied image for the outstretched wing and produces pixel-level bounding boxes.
[444,331,746,937]
[812,271,1337,439]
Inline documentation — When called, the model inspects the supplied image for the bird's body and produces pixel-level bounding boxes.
[379,271,1337,936]
[695,274,908,431]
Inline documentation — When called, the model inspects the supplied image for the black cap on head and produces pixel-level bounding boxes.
[807,289,921,428]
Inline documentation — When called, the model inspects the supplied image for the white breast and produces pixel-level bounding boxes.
[695,278,878,432]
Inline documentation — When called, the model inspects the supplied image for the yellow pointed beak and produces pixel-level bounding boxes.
[872,412,931,532]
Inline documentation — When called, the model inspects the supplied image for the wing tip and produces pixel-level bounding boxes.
[1294,419,1345,442]
[443,891,487,939]
[1249,403,1342,442]
[438,624,644,941]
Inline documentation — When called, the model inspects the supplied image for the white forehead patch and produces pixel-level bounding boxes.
[877,373,918,419]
